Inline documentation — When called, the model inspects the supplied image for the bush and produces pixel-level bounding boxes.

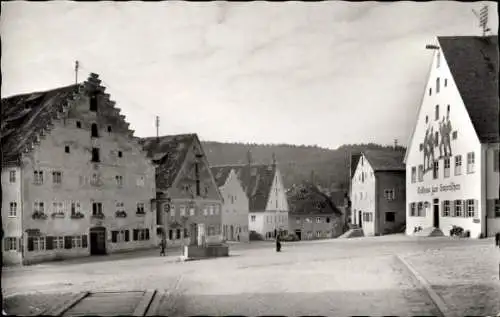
[249,231,264,241]
[281,234,299,242]
[450,225,464,237]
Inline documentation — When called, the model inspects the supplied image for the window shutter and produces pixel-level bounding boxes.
[463,200,468,218]
[133,229,138,241]
[145,229,150,240]
[125,230,130,242]
[27,237,34,251]
[82,235,88,248]
[441,201,445,217]
[46,236,54,250]
[18,238,23,252]
[474,200,479,218]
[64,236,72,249]
[4,238,8,251]
[111,231,118,243]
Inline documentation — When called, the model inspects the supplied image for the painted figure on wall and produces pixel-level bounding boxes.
[438,115,453,158]
[423,128,430,170]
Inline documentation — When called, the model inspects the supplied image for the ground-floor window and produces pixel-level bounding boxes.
[417,202,425,217]
[176,229,181,239]
[466,199,476,218]
[111,230,130,243]
[363,212,373,222]
[133,229,150,241]
[315,231,321,238]
[454,200,463,217]
[53,236,64,249]
[72,236,82,248]
[442,201,451,217]
[4,237,18,251]
[495,199,500,218]
[27,236,46,251]
[409,203,416,217]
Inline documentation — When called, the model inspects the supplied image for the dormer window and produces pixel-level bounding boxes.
[91,123,99,138]
[90,94,98,112]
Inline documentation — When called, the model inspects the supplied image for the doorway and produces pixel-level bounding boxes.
[89,227,107,255]
[230,225,234,241]
[295,229,302,241]
[433,199,440,228]
[358,210,363,228]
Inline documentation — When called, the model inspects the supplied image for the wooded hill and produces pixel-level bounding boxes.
[202,141,406,191]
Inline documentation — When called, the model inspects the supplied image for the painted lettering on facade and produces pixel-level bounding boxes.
[417,182,460,195]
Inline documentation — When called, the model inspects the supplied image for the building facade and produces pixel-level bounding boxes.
[405,35,499,238]
[351,150,406,236]
[1,73,156,266]
[140,134,224,247]
[210,166,250,242]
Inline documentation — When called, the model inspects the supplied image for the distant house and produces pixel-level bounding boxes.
[404,35,499,238]
[1,73,156,266]
[288,183,344,240]
[351,150,406,236]
[210,166,250,242]
[139,134,224,247]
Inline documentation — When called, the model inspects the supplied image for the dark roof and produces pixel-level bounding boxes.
[350,153,362,178]
[363,149,405,172]
[329,190,347,207]
[1,84,80,162]
[438,35,499,143]
[287,182,342,216]
[211,163,277,212]
[139,134,197,190]
[210,166,233,187]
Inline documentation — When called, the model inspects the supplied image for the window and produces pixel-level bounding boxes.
[176,229,181,239]
[316,231,321,238]
[433,161,439,179]
[65,145,70,153]
[118,151,123,158]
[90,94,98,112]
[71,236,82,248]
[495,200,500,218]
[494,150,499,172]
[92,202,103,216]
[54,236,64,249]
[417,202,424,217]
[444,78,448,87]
[442,200,451,217]
[52,201,64,215]
[316,217,321,223]
[136,203,145,214]
[467,152,475,173]
[251,215,256,222]
[34,201,45,213]
[116,175,123,187]
[436,77,440,93]
[116,201,124,212]
[76,121,82,128]
[411,167,416,183]
[418,165,424,182]
[52,171,62,184]
[410,203,416,217]
[91,173,100,186]
[385,212,395,222]
[133,229,150,241]
[170,205,176,218]
[429,88,432,96]
[107,125,112,133]
[179,205,186,217]
[27,236,46,252]
[9,202,17,217]
[384,189,395,201]
[203,207,208,216]
[425,115,429,123]
[436,51,441,68]
[91,123,99,138]
[136,176,145,187]
[209,205,214,215]
[443,158,450,178]
[455,155,462,175]
[71,201,81,216]
[168,230,173,240]
[189,207,195,216]
[9,170,16,183]
[184,228,189,238]
[466,199,476,218]
[91,148,100,162]
[435,105,439,120]
[454,200,463,217]
[34,170,44,185]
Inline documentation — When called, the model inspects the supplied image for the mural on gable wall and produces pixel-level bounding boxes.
[421,107,454,173]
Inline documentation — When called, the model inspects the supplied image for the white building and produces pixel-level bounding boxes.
[210,166,250,242]
[404,35,499,238]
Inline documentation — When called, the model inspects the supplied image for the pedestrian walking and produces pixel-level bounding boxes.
[160,237,166,256]
[276,234,281,252]
[495,232,500,248]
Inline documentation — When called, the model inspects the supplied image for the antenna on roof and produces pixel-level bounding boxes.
[155,116,160,141]
[75,60,79,84]
[472,5,491,36]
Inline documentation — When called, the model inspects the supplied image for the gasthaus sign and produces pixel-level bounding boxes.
[417,182,461,195]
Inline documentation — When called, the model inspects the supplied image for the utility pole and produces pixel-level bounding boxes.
[155,116,160,141]
[75,60,79,84]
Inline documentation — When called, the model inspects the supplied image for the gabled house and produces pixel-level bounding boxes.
[216,152,289,240]
[139,134,224,247]
[287,182,344,240]
[1,73,156,265]
[210,166,250,242]
[404,35,499,238]
[351,149,406,236]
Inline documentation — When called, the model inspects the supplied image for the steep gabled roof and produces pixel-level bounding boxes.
[363,149,405,172]
[438,35,499,144]
[287,182,343,216]
[210,163,277,212]
[139,134,197,190]
[1,73,138,165]
[210,166,233,187]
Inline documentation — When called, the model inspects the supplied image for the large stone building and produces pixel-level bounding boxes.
[139,134,224,247]
[404,35,499,238]
[1,73,156,265]
[210,166,250,242]
[287,182,344,240]
[350,150,406,236]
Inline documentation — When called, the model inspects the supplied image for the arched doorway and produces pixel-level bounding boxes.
[89,227,107,255]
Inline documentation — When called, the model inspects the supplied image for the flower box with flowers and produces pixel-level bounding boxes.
[92,212,105,219]
[32,212,48,220]
[51,212,65,219]
[116,211,127,218]
[136,211,146,216]
[71,212,85,219]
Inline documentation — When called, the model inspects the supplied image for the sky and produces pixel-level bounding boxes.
[1,1,498,150]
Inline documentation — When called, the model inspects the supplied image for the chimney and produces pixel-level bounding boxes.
[394,139,398,149]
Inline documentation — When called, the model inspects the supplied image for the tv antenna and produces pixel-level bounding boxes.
[472,5,491,36]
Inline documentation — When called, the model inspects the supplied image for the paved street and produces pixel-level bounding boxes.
[3,236,500,316]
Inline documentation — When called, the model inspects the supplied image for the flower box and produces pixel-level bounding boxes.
[32,212,48,220]
[51,212,65,219]
[71,212,85,219]
[91,213,105,219]
[136,211,146,216]
[116,211,127,218]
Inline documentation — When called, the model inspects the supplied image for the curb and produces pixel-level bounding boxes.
[395,255,451,317]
